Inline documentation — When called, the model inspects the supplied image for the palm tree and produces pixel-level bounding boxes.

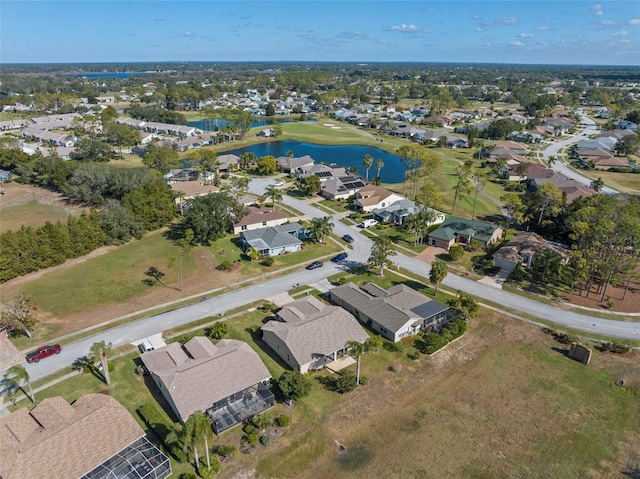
[451,164,472,215]
[183,411,215,470]
[471,171,486,220]
[89,340,112,385]
[374,158,384,180]
[345,340,365,385]
[264,185,283,211]
[3,364,34,402]
[362,154,373,181]
[309,216,334,244]
[429,260,448,295]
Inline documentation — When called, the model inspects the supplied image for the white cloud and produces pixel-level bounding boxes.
[586,4,604,16]
[630,19,640,25]
[600,20,617,25]
[183,31,195,38]
[519,33,534,38]
[535,26,551,31]
[390,24,420,32]
[497,17,519,25]
[511,41,525,46]
[611,30,628,36]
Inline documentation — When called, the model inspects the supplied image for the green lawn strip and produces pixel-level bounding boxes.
[367,225,424,255]
[317,199,350,213]
[0,198,81,234]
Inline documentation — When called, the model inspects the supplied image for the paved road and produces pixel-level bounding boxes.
[541,112,618,195]
[12,161,639,384]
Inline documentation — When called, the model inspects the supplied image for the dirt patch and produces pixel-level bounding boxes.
[563,271,640,314]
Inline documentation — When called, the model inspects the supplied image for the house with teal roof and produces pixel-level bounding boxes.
[427,216,503,251]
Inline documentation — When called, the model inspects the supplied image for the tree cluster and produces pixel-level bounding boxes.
[0,211,105,282]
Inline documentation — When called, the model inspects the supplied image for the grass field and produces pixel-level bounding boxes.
[0,183,85,233]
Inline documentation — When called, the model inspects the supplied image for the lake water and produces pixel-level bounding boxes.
[219,140,405,183]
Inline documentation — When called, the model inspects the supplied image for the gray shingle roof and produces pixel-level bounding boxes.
[141,338,271,422]
[240,223,304,250]
[261,297,369,368]
[330,283,449,335]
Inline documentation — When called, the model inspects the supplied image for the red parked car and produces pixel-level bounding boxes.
[26,344,62,363]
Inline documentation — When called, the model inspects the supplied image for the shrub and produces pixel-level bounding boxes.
[216,444,237,458]
[217,260,234,271]
[205,322,228,340]
[554,332,579,344]
[180,473,197,479]
[241,432,258,445]
[197,459,221,479]
[359,375,370,385]
[449,244,465,261]
[276,415,291,427]
[260,435,272,446]
[383,341,403,353]
[334,371,358,394]
[277,370,312,402]
[262,256,274,266]
[601,342,632,354]
[243,423,256,434]
[407,351,421,361]
[251,413,274,430]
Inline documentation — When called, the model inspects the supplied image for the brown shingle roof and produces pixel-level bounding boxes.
[0,394,144,479]
[141,338,271,422]
[234,206,287,227]
[0,334,24,371]
[262,297,369,369]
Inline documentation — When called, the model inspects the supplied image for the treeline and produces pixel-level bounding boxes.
[125,104,187,125]
[0,146,177,283]
[0,211,105,282]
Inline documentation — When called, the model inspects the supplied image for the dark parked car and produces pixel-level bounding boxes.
[342,234,354,243]
[331,252,348,263]
[26,344,62,363]
[306,261,324,270]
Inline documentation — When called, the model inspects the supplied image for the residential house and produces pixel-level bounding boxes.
[19,127,76,147]
[329,282,452,342]
[258,128,275,137]
[493,232,569,272]
[216,153,240,172]
[0,333,23,371]
[427,216,503,251]
[353,184,405,213]
[0,393,171,479]
[240,223,306,257]
[170,181,219,208]
[261,296,369,373]
[529,172,596,204]
[276,155,315,174]
[297,164,349,182]
[141,337,273,434]
[232,206,288,234]
[372,200,446,226]
[320,175,367,200]
[613,120,637,131]
[0,119,29,131]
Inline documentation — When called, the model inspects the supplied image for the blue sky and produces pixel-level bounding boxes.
[2,1,639,65]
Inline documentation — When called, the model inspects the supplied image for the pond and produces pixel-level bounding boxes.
[219,140,406,183]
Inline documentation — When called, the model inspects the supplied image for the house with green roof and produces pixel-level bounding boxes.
[427,216,503,251]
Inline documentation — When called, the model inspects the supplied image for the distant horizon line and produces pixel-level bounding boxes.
[1,60,639,68]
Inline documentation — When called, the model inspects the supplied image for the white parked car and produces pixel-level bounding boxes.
[273,180,285,186]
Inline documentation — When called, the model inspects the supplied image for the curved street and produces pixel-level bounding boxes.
[540,112,619,195]
[18,177,639,384]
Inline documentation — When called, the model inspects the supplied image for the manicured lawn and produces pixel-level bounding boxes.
[317,199,351,213]
[368,224,425,255]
